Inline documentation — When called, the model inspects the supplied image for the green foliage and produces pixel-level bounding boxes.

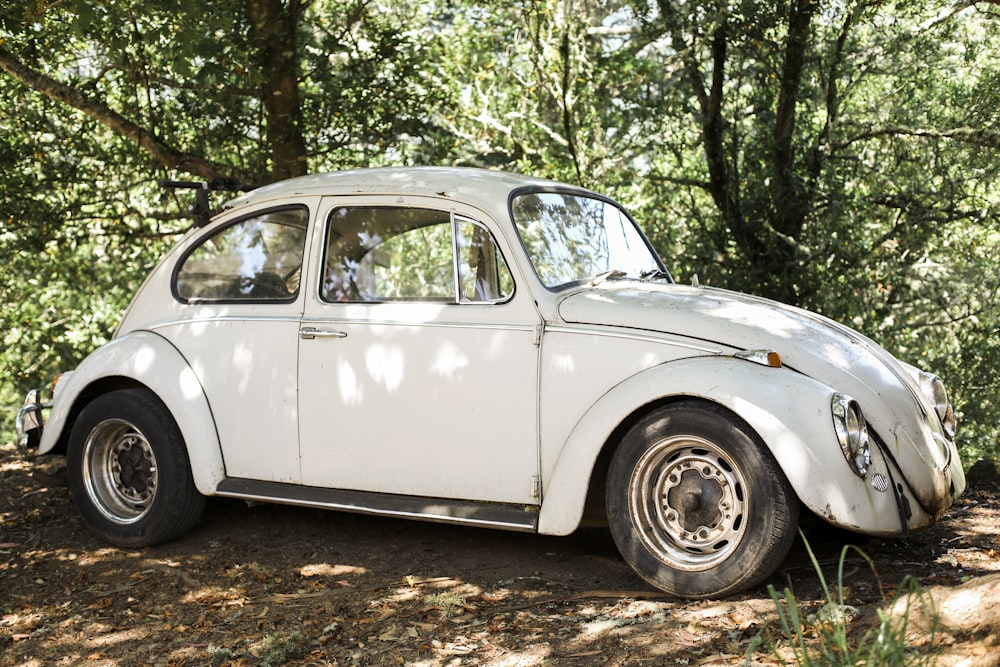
[301,1,455,169]
[252,631,305,666]
[203,632,304,666]
[0,70,178,438]
[755,534,937,666]
[1,0,998,461]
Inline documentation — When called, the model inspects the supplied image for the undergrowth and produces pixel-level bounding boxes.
[751,533,939,666]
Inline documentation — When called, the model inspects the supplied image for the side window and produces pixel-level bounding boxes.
[322,207,513,303]
[174,207,308,303]
[456,218,514,302]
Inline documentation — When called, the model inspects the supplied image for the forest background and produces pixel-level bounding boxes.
[1,0,998,464]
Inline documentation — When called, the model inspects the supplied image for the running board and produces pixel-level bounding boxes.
[215,478,539,533]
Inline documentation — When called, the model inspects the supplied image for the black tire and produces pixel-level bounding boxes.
[606,401,799,598]
[66,388,205,547]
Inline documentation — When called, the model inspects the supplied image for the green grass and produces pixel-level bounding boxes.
[751,533,938,666]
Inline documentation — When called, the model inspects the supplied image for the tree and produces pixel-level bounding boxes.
[0,0,451,182]
[606,0,1000,457]
[2,0,998,459]
[0,0,454,437]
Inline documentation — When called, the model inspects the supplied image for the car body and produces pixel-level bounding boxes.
[16,166,965,598]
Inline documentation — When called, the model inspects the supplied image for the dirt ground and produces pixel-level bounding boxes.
[2,443,999,667]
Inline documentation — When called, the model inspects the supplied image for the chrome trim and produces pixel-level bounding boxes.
[149,315,535,333]
[831,393,871,478]
[733,349,782,368]
[15,390,51,454]
[916,371,957,440]
[871,473,890,493]
[303,319,536,332]
[300,326,348,340]
[148,315,304,329]
[215,478,539,532]
[542,325,721,355]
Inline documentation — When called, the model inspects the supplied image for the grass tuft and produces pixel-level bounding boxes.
[750,532,938,666]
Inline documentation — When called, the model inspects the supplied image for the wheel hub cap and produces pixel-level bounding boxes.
[629,436,748,572]
[82,419,158,524]
[113,436,155,502]
[663,461,733,548]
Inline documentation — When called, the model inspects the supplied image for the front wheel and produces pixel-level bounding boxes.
[67,388,205,547]
[607,401,799,598]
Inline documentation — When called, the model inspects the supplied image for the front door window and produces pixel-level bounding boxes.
[321,206,513,303]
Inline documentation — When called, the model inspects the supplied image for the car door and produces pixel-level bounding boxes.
[161,204,311,484]
[297,198,542,504]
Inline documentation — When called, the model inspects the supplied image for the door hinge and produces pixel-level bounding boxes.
[533,322,544,346]
[531,475,541,499]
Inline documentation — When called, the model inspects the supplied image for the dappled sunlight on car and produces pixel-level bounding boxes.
[230,342,255,395]
[365,344,406,393]
[16,167,963,603]
[552,351,576,374]
[337,357,364,406]
[699,297,805,338]
[347,302,448,326]
[430,340,470,379]
[179,365,203,402]
[132,344,157,374]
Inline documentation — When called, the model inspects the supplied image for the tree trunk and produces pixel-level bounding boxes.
[245,0,308,182]
[772,0,817,239]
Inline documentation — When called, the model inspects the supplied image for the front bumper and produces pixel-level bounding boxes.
[15,389,50,455]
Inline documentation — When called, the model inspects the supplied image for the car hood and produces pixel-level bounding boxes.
[557,281,957,513]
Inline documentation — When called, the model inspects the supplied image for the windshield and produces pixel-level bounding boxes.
[511,191,666,289]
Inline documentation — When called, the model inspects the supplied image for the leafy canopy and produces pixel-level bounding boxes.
[1,0,998,459]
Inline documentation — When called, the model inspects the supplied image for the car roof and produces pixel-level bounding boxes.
[220,166,585,217]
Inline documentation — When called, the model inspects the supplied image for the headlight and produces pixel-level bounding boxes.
[832,394,871,478]
[917,371,957,440]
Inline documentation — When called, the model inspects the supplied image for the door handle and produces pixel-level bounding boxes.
[300,327,348,340]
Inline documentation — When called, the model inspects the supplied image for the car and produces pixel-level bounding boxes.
[15,166,965,599]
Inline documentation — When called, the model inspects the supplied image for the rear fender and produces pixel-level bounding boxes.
[537,355,923,536]
[37,331,225,495]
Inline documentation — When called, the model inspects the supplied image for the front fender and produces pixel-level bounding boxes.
[38,331,225,495]
[537,355,927,537]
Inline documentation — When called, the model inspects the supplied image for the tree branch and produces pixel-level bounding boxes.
[834,126,1000,151]
[559,28,582,183]
[0,45,228,181]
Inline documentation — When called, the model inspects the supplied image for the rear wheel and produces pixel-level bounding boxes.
[67,388,205,547]
[607,401,799,598]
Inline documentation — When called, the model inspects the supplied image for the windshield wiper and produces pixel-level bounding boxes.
[639,269,672,282]
[590,269,628,286]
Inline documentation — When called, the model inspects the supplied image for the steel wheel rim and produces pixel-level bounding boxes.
[627,435,748,572]
[81,418,158,524]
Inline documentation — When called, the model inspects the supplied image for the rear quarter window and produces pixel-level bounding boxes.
[173,207,309,303]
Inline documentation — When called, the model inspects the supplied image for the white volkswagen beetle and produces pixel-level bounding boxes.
[16,167,965,598]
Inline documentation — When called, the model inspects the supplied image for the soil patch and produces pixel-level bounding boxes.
[2,445,999,666]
